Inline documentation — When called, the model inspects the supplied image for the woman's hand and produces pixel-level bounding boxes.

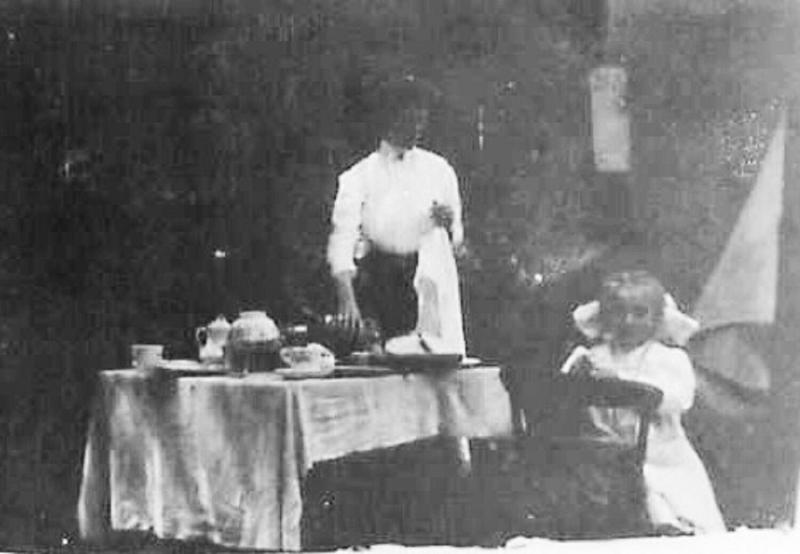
[453,239,469,259]
[333,270,363,329]
[337,296,363,329]
[430,202,454,230]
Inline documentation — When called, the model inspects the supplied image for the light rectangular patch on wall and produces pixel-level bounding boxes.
[589,65,631,172]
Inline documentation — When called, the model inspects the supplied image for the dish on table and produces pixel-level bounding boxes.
[274,366,335,380]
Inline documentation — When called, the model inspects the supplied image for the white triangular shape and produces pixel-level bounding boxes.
[693,111,786,329]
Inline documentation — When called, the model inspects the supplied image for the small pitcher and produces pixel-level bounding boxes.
[196,315,231,363]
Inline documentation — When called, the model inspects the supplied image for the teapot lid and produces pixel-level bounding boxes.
[239,310,268,317]
[208,315,231,330]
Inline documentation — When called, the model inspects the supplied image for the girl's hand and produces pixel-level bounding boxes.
[569,349,617,379]
[571,355,596,378]
[589,362,618,379]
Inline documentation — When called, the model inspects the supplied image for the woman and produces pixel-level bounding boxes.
[327,77,465,349]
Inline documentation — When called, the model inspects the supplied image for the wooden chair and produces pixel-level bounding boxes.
[472,372,663,544]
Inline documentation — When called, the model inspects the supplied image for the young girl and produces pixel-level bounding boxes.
[564,270,726,535]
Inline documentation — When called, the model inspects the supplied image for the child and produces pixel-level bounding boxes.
[563,270,726,535]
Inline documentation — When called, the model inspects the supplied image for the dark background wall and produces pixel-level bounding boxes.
[0,0,798,546]
[0,1,612,545]
[607,2,800,527]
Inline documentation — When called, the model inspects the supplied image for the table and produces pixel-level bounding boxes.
[77,366,513,551]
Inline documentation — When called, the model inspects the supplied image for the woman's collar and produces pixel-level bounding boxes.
[378,140,416,161]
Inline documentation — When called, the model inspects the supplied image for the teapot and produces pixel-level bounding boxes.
[196,315,231,363]
[226,310,282,373]
[229,310,281,345]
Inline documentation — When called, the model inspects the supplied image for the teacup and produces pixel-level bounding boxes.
[131,344,164,371]
[279,343,335,372]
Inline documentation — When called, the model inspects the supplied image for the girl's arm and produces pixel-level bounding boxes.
[637,346,695,413]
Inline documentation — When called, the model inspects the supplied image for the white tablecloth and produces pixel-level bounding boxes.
[77,366,513,551]
[358,529,800,554]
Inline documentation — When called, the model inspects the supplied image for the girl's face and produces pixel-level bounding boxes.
[601,288,661,351]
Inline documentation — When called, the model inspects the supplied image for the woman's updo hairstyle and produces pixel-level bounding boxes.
[370,75,441,138]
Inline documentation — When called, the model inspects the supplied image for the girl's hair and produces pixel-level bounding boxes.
[598,270,666,329]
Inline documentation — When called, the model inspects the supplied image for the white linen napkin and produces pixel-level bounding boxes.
[413,227,466,355]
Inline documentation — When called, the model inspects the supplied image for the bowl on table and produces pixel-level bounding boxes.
[225,339,283,374]
[275,343,336,380]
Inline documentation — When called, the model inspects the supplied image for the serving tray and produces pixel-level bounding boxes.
[333,364,396,378]
[372,353,464,372]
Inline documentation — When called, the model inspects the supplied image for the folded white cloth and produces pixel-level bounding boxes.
[413,227,466,355]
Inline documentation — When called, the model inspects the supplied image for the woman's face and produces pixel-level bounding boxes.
[601,289,661,350]
[385,107,429,151]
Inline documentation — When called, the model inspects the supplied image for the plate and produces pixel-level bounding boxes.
[274,367,335,380]
[460,356,482,367]
[333,365,395,378]
[375,353,463,372]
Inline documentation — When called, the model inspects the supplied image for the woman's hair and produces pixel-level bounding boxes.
[597,270,666,329]
[370,76,440,137]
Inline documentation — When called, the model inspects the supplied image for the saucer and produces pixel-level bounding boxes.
[159,359,205,371]
[156,359,227,376]
[274,366,335,380]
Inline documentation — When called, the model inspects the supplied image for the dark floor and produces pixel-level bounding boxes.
[0,434,655,552]
[0,400,789,553]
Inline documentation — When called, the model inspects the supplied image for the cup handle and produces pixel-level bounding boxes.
[196,327,207,345]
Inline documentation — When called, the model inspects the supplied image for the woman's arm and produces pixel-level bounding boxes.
[327,168,365,276]
[327,167,366,324]
[440,161,463,248]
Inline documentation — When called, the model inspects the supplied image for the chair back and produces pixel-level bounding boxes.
[477,372,664,542]
[527,373,663,466]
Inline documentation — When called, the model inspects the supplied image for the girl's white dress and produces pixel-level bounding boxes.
[581,340,726,534]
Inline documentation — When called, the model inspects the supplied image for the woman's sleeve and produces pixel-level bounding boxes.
[327,167,364,275]
[441,161,463,248]
[641,347,696,413]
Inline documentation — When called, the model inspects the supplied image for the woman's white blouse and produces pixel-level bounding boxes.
[327,147,463,275]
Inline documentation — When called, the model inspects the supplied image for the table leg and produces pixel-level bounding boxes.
[77,408,110,544]
[455,437,472,476]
